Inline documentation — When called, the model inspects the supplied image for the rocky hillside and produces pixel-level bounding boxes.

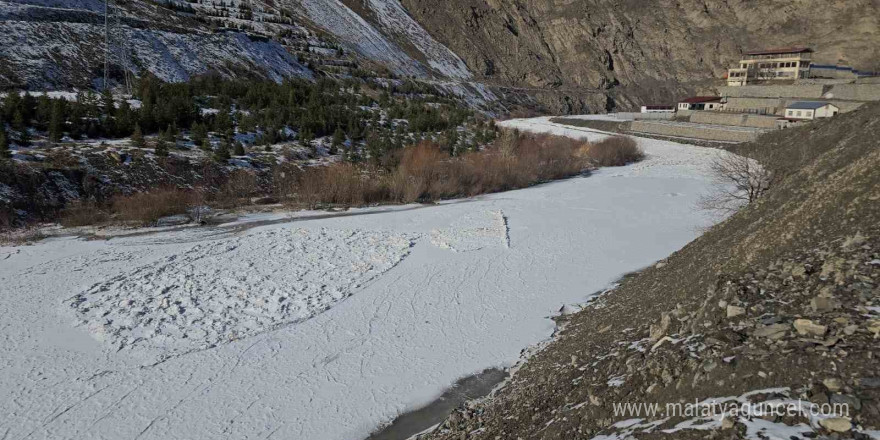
[401,0,880,112]
[2,0,879,113]
[418,103,880,438]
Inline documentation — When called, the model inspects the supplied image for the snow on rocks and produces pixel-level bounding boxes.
[69,227,416,352]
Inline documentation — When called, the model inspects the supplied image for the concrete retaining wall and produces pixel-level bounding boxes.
[612,112,675,121]
[724,98,864,115]
[723,97,785,115]
[826,84,880,101]
[718,85,826,99]
[689,112,780,129]
[630,121,762,143]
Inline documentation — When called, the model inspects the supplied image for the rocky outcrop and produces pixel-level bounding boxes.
[2,0,879,114]
[399,0,880,112]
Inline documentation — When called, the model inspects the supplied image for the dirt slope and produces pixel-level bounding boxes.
[418,103,880,438]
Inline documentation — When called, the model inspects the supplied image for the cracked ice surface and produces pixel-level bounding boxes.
[70,228,416,353]
[1,117,729,440]
[430,209,509,252]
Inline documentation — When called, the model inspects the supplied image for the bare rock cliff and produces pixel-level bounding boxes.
[398,0,880,112]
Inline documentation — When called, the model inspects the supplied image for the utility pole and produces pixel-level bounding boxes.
[104,0,110,91]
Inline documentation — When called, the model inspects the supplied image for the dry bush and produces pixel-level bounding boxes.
[295,163,387,208]
[217,169,259,207]
[283,131,598,209]
[0,208,13,230]
[585,136,644,167]
[59,201,110,227]
[389,142,450,203]
[698,152,773,215]
[111,188,197,225]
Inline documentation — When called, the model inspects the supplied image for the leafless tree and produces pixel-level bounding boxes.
[698,152,773,215]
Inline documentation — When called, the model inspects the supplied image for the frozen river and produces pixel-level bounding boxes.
[0,117,729,440]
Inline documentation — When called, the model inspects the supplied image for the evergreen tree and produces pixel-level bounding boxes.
[131,124,146,148]
[299,128,313,147]
[444,129,459,156]
[330,127,345,155]
[48,101,63,143]
[213,141,231,162]
[162,125,176,147]
[200,138,212,152]
[191,122,207,146]
[233,140,245,156]
[101,89,115,117]
[0,122,10,159]
[154,137,169,157]
[214,107,233,133]
[13,111,30,147]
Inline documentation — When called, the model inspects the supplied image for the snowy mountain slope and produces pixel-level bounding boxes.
[294,0,428,77]
[0,0,478,91]
[0,0,313,88]
[364,0,471,79]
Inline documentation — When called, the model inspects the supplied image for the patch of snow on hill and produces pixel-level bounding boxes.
[297,0,426,77]
[366,0,471,79]
[0,7,311,88]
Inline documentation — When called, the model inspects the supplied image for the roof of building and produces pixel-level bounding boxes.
[642,105,674,109]
[745,47,813,56]
[786,101,837,110]
[680,96,722,104]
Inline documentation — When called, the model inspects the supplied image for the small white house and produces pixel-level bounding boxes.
[677,97,724,111]
[784,102,839,120]
[640,105,674,114]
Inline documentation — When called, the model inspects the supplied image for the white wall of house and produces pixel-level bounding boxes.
[641,106,674,113]
[815,105,839,118]
[784,104,839,120]
[785,109,815,120]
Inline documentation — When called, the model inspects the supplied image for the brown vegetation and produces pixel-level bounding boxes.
[280,131,604,207]
[584,136,644,167]
[111,188,199,225]
[11,130,646,229]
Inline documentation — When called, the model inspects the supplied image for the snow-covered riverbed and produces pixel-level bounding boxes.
[0,118,728,440]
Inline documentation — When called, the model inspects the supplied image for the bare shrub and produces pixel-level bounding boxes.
[112,188,197,225]
[0,208,13,230]
[698,152,773,215]
[389,142,450,203]
[59,201,110,227]
[295,163,387,208]
[585,136,644,167]
[276,130,612,210]
[217,169,259,207]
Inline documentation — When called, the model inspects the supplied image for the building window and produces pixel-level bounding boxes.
[797,111,802,117]
[787,110,794,116]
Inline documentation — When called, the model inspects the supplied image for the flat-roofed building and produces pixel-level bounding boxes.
[677,96,723,111]
[784,102,839,120]
[640,105,674,113]
[727,47,813,86]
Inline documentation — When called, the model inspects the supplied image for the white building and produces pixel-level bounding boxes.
[727,47,813,86]
[784,102,840,120]
[640,105,674,114]
[677,97,723,111]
